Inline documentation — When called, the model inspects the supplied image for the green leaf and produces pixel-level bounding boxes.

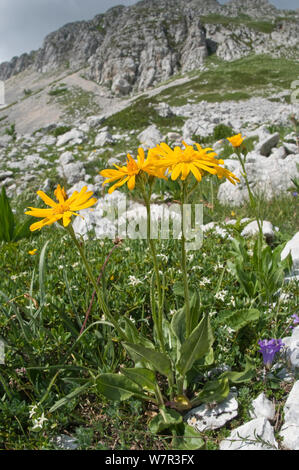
[172,423,205,450]
[219,308,260,332]
[177,314,214,376]
[50,381,92,412]
[13,218,32,242]
[171,307,185,345]
[122,368,156,392]
[195,378,230,404]
[96,373,143,401]
[0,186,15,241]
[220,356,256,384]
[149,408,182,434]
[39,240,50,308]
[171,292,202,346]
[123,342,172,377]
[122,317,154,350]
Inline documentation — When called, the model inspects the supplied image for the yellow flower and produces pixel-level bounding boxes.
[227,134,245,148]
[28,249,37,255]
[151,142,240,184]
[25,185,97,232]
[100,147,166,194]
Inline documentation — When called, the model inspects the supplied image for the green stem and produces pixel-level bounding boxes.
[143,189,165,353]
[180,182,191,338]
[67,225,127,341]
[236,149,264,278]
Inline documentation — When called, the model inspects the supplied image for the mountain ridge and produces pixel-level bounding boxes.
[0,0,298,97]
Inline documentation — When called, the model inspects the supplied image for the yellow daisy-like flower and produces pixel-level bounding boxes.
[28,249,38,255]
[25,185,97,232]
[100,147,166,194]
[227,133,245,148]
[151,142,240,184]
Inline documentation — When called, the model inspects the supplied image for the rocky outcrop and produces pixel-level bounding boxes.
[0,0,298,94]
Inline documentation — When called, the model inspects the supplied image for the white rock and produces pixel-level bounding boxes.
[279,381,299,450]
[185,393,238,432]
[283,381,299,424]
[58,161,85,185]
[218,154,299,206]
[57,129,83,147]
[250,393,275,421]
[256,133,280,157]
[59,151,74,166]
[95,131,114,147]
[53,434,78,450]
[271,146,287,160]
[241,220,275,242]
[138,125,163,149]
[281,232,299,271]
[39,135,57,146]
[7,154,48,171]
[283,142,298,155]
[280,425,299,450]
[220,418,278,450]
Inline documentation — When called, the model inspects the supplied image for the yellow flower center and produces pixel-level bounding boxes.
[53,203,70,215]
[127,158,140,176]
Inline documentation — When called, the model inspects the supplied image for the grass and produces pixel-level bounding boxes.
[0,165,298,449]
[47,85,101,121]
[150,55,299,107]
[201,14,276,34]
[105,96,185,132]
[1,43,299,450]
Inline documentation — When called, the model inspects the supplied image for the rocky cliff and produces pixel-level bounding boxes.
[0,0,298,95]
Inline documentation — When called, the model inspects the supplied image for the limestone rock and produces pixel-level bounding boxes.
[138,125,163,149]
[57,129,84,147]
[185,393,238,432]
[281,232,299,271]
[241,220,275,242]
[249,393,275,421]
[256,133,280,157]
[95,131,114,147]
[279,381,299,450]
[220,418,278,450]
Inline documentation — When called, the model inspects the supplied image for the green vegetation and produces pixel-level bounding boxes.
[105,96,185,132]
[151,55,299,107]
[200,14,276,34]
[48,85,101,121]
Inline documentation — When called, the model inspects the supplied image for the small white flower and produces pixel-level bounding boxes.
[128,275,142,286]
[157,254,168,262]
[169,309,177,316]
[32,413,48,430]
[214,262,224,271]
[29,405,38,419]
[215,290,228,301]
[230,296,236,307]
[199,277,211,287]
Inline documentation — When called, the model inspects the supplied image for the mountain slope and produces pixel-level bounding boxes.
[0,0,298,95]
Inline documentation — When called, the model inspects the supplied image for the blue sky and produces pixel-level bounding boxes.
[0,0,297,63]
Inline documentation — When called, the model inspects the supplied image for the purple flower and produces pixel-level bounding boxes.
[292,314,299,325]
[258,339,284,369]
[292,192,298,197]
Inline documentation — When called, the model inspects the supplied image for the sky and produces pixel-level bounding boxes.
[0,0,297,63]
